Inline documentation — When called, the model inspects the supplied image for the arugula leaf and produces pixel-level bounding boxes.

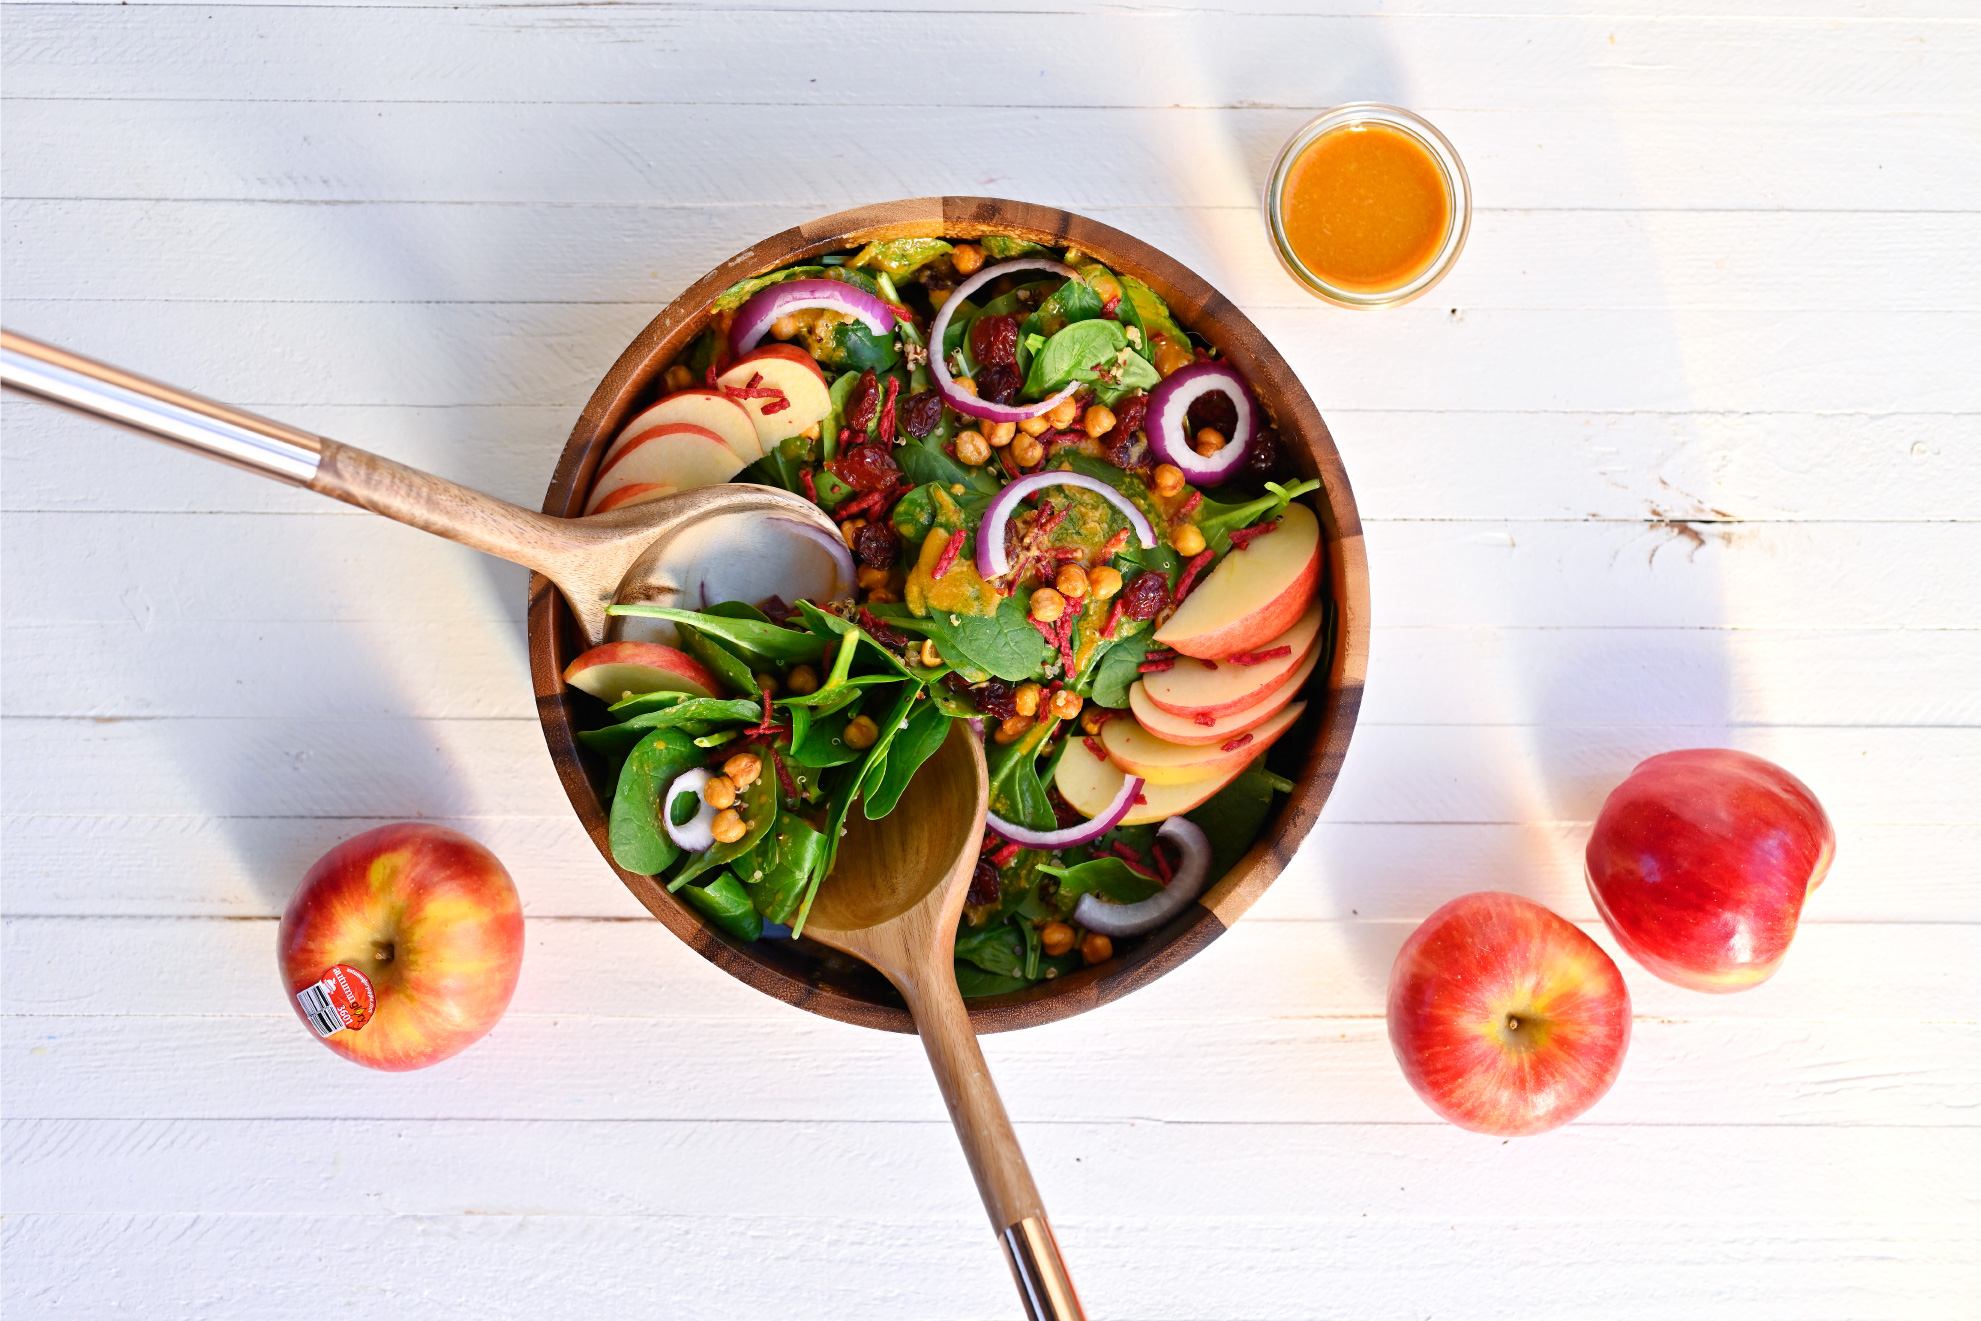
[850,237,953,279]
[606,606,825,664]
[1038,856,1164,904]
[1087,630,1153,709]
[669,766,777,890]
[608,728,703,875]
[679,872,763,942]
[864,699,952,820]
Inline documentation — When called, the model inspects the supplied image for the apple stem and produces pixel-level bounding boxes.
[1506,1016,1520,1031]
[374,942,395,965]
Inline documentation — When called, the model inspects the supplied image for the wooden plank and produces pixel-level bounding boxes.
[6,915,1970,1026]
[17,0,1978,16]
[4,816,1966,923]
[7,8,1973,110]
[5,101,1975,213]
[9,511,1979,630]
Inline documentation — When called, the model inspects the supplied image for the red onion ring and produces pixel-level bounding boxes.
[929,258,1083,422]
[1073,816,1211,936]
[730,279,897,357]
[766,515,857,601]
[974,472,1157,581]
[986,771,1145,850]
[1146,361,1258,486]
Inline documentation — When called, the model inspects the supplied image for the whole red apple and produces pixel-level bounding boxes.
[278,823,524,1071]
[1586,749,1834,993]
[1388,892,1631,1136]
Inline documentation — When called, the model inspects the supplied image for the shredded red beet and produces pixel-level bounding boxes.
[1084,737,1109,761]
[1174,549,1215,602]
[1172,491,1203,524]
[1102,598,1124,639]
[932,526,967,579]
[1200,659,1218,671]
[1097,527,1131,559]
[1194,713,1217,727]
[1137,657,1175,673]
[1229,518,1280,552]
[876,375,900,445]
[990,840,1023,868]
[1230,645,1293,666]
[1221,733,1254,752]
[800,468,819,504]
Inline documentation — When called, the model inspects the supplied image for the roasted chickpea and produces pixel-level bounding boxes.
[786,664,820,696]
[1080,932,1114,964]
[1029,587,1066,623]
[1019,415,1051,437]
[710,809,748,845]
[702,775,737,810]
[770,314,800,341]
[954,429,991,465]
[985,421,1017,448]
[843,715,880,751]
[1040,922,1077,957]
[1055,564,1090,600]
[1193,427,1226,457]
[1153,337,1195,377]
[856,564,889,590]
[951,243,985,275]
[801,422,822,441]
[1151,463,1186,497]
[866,586,901,603]
[1013,681,1043,717]
[1087,565,1123,600]
[928,288,952,310]
[1080,705,1110,736]
[994,714,1032,744]
[840,518,867,551]
[1011,433,1045,468]
[952,376,978,397]
[1046,397,1081,430]
[1171,524,1206,557]
[913,639,938,669]
[723,753,762,789]
[754,673,780,698]
[662,364,695,392]
[1049,689,1084,721]
[1082,404,1116,438]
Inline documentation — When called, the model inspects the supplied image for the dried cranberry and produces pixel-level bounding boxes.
[970,314,1020,368]
[972,678,1018,720]
[828,442,900,492]
[1103,431,1146,472]
[1120,569,1170,621]
[1186,388,1237,440]
[1111,392,1149,441]
[977,363,1021,404]
[902,389,943,439]
[1244,424,1290,480]
[852,520,898,569]
[845,368,880,433]
[967,859,1001,906]
[855,607,911,649]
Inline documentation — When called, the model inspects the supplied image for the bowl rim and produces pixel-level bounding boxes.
[526,197,1369,1034]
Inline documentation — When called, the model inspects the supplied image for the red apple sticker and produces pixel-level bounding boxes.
[1388,892,1632,1136]
[1586,748,1835,993]
[278,823,524,1071]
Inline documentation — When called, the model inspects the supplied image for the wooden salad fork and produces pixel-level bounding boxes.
[0,329,846,646]
[806,722,1087,1321]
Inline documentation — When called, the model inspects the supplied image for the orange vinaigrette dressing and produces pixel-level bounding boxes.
[1280,123,1451,293]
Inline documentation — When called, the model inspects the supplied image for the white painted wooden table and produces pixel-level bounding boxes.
[4,2,1976,1316]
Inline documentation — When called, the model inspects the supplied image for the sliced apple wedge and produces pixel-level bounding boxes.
[1055,735,1244,826]
[563,641,724,702]
[1154,502,1320,660]
[611,390,761,465]
[585,422,744,515]
[590,481,678,514]
[1129,643,1319,746]
[717,344,832,448]
[1143,600,1326,719]
[1101,702,1305,785]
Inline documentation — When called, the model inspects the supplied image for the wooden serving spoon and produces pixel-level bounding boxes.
[806,721,1087,1321]
[0,330,849,646]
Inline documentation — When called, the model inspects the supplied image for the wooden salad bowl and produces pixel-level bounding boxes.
[528,197,1370,1033]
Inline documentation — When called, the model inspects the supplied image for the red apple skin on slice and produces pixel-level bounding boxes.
[1154,503,1320,660]
[717,344,832,447]
[1143,600,1326,720]
[1130,643,1319,746]
[590,482,678,514]
[1055,735,1246,826]
[562,641,723,702]
[1102,702,1306,785]
[585,423,744,514]
[610,391,761,465]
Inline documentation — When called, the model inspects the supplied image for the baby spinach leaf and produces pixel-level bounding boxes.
[954,922,1027,979]
[1023,275,1105,340]
[579,722,666,761]
[849,237,953,279]
[679,872,763,941]
[978,236,1053,260]
[616,697,763,732]
[821,370,857,460]
[1183,758,1283,880]
[1195,479,1323,556]
[876,596,1054,684]
[606,690,690,721]
[786,699,869,769]
[738,817,829,925]
[797,600,914,679]
[714,265,829,311]
[816,320,899,373]
[894,435,997,494]
[669,767,777,890]
[1038,856,1164,904]
[987,717,1060,831]
[608,728,703,876]
[1087,631,1153,709]
[675,624,759,698]
[1120,274,1189,352]
[863,699,953,820]
[1023,319,1127,400]
[954,963,1033,998]
[606,606,826,664]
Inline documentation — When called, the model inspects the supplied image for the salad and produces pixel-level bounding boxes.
[564,235,1334,998]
